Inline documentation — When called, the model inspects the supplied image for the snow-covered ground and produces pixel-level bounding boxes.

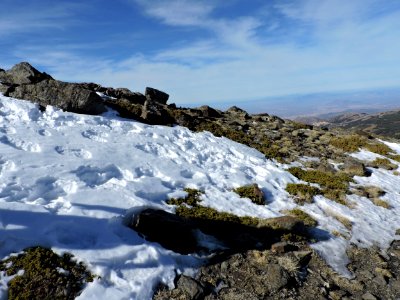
[0,94,400,299]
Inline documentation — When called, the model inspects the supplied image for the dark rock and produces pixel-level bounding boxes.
[141,100,174,125]
[361,292,377,300]
[104,98,143,120]
[265,263,291,292]
[197,105,222,118]
[226,106,247,114]
[256,216,307,234]
[271,242,297,254]
[145,87,169,104]
[3,62,52,85]
[176,275,204,300]
[129,209,198,254]
[9,80,106,114]
[342,157,368,176]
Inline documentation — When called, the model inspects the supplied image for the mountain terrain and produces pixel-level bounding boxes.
[294,109,400,140]
[0,63,400,299]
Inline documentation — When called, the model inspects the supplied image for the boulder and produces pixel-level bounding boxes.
[129,209,198,254]
[141,100,174,125]
[342,157,368,176]
[8,80,106,114]
[175,275,205,300]
[197,105,222,118]
[145,87,169,104]
[3,62,52,85]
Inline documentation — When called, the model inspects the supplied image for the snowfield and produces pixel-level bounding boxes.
[0,94,400,299]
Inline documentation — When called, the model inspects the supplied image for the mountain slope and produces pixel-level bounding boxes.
[328,109,400,139]
[1,93,400,299]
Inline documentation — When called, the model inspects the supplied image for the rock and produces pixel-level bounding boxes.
[3,62,52,85]
[129,209,198,254]
[256,216,306,234]
[104,98,143,120]
[197,105,222,118]
[176,275,204,300]
[342,157,368,176]
[145,87,169,104]
[361,292,377,300]
[271,242,298,254]
[8,80,106,114]
[396,229,400,235]
[141,100,175,125]
[265,263,290,292]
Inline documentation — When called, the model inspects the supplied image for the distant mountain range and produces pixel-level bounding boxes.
[294,108,400,139]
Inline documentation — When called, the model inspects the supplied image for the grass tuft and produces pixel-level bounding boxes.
[0,246,95,300]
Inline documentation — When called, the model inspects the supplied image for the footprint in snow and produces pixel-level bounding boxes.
[38,129,52,136]
[73,164,123,187]
[81,129,108,143]
[55,146,92,159]
[0,136,41,152]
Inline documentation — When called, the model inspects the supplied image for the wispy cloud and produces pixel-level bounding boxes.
[5,0,400,112]
[0,1,83,37]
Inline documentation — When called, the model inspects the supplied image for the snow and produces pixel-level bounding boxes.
[0,94,400,298]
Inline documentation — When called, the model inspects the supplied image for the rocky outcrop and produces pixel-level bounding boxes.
[154,241,400,299]
[0,62,106,114]
[129,208,310,255]
[2,62,53,84]
[145,87,169,104]
[9,79,106,114]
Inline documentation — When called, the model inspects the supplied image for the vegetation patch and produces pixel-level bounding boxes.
[287,167,352,205]
[166,188,202,207]
[330,135,367,152]
[284,209,318,227]
[287,167,352,191]
[364,143,393,156]
[330,135,393,155]
[373,198,390,209]
[0,246,95,300]
[285,183,321,204]
[167,188,258,226]
[369,157,397,170]
[233,184,265,205]
[325,210,353,230]
[195,121,287,162]
[175,205,258,227]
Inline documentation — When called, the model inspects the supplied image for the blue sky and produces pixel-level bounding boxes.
[1,0,400,115]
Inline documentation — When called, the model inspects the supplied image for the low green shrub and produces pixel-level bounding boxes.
[285,209,318,227]
[365,143,393,156]
[176,205,258,227]
[285,183,321,204]
[287,167,352,190]
[233,184,265,205]
[167,188,202,206]
[370,158,397,170]
[330,135,367,152]
[0,246,95,300]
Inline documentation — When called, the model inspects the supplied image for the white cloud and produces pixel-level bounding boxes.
[7,0,400,110]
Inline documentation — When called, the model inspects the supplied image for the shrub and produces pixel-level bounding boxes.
[373,199,390,209]
[325,209,352,230]
[330,135,393,155]
[330,135,367,152]
[284,208,318,227]
[285,183,321,204]
[233,184,265,205]
[287,167,352,191]
[176,205,257,227]
[369,158,397,170]
[167,188,202,207]
[365,143,393,156]
[0,246,95,300]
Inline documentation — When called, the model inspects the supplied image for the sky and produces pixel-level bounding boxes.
[1,0,400,116]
